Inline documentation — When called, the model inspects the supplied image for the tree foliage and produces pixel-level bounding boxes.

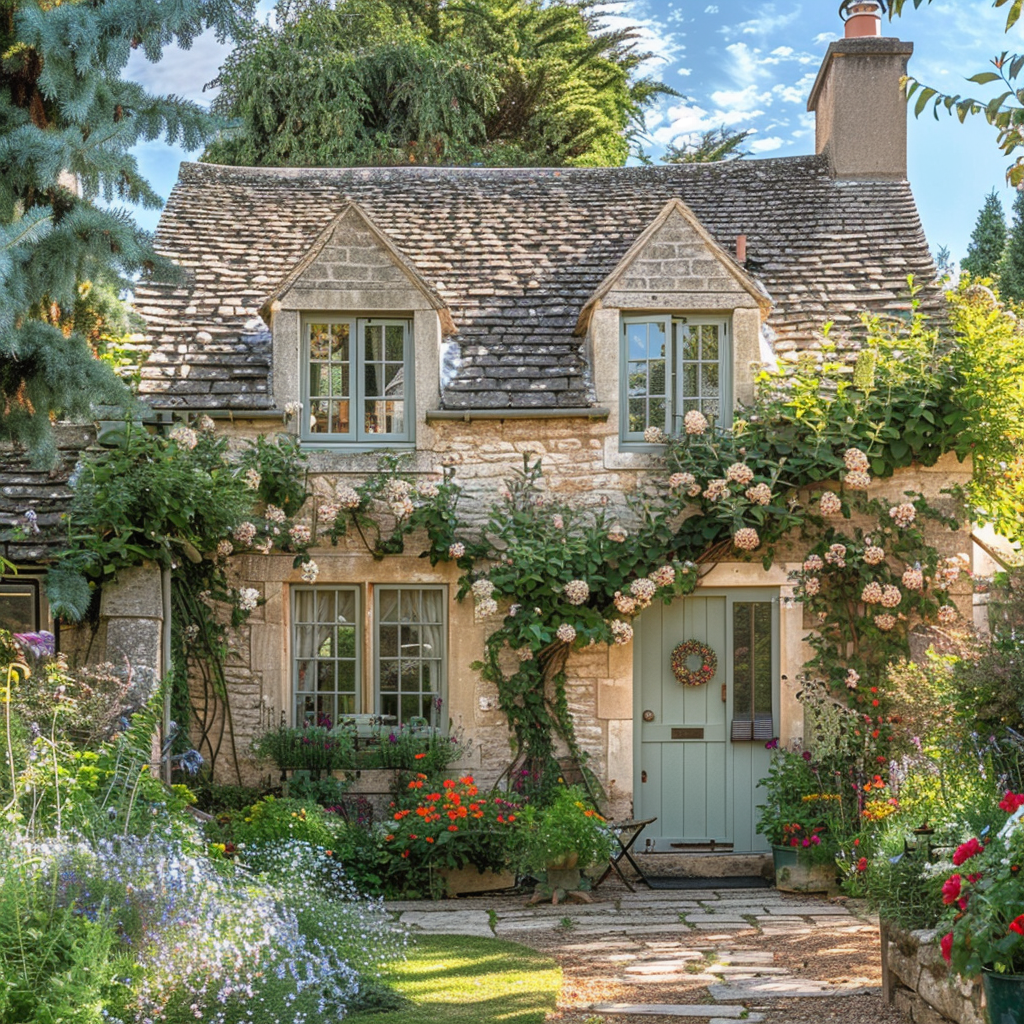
[0,0,255,466]
[999,188,1024,300]
[205,0,674,168]
[661,126,752,164]
[961,189,1006,279]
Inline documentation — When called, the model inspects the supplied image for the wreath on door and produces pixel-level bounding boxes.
[671,639,718,687]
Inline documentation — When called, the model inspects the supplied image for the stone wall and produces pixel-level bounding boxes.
[882,924,985,1024]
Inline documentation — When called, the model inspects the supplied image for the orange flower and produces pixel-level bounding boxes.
[385,834,395,841]
[401,850,410,858]
[448,825,459,832]
[442,779,456,789]
[425,836,435,843]
[415,753,427,759]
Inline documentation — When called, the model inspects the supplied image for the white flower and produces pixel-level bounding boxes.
[237,588,260,612]
[563,580,590,606]
[336,486,361,509]
[169,426,198,450]
[607,528,627,543]
[746,482,772,506]
[197,414,216,433]
[245,467,261,491]
[216,539,234,559]
[861,582,884,605]
[648,565,676,589]
[382,478,412,502]
[845,470,872,490]
[253,538,273,555]
[289,524,311,545]
[819,491,842,516]
[804,577,821,596]
[844,447,870,473]
[448,542,465,559]
[472,579,496,601]
[938,604,958,625]
[825,543,847,568]
[610,619,634,645]
[510,604,522,616]
[556,623,577,644]
[733,527,760,551]
[630,578,657,609]
[417,481,439,499]
[644,425,666,444]
[902,567,925,591]
[518,648,534,662]
[803,555,824,572]
[389,498,414,520]
[727,462,754,486]
[875,613,897,632]
[864,545,886,566]
[475,598,499,619]
[552,514,564,530]
[846,669,860,689]
[265,505,287,524]
[284,401,302,417]
[889,503,917,529]
[614,591,637,616]
[234,522,256,546]
[319,503,340,527]
[703,478,729,501]
[300,560,319,583]
[669,472,694,491]
[183,623,200,642]
[881,584,902,608]
[684,410,708,435]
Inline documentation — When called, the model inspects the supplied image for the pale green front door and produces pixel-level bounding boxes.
[634,591,778,854]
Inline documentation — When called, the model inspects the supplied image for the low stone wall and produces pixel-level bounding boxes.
[882,923,984,1024]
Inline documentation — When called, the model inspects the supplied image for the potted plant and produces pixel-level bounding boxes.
[518,786,613,902]
[939,793,1024,1023]
[757,743,841,893]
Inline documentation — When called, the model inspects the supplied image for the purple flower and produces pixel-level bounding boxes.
[764,738,779,750]
[802,750,813,761]
[388,732,398,744]
[14,631,55,658]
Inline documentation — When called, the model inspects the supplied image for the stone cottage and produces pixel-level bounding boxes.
[2,8,977,853]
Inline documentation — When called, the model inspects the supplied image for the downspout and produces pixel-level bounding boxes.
[162,566,173,784]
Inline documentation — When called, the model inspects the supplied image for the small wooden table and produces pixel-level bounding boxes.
[593,817,657,892]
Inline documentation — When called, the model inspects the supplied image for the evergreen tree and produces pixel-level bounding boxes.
[961,190,1007,280]
[999,189,1024,302]
[205,0,674,168]
[662,127,752,164]
[1,0,255,466]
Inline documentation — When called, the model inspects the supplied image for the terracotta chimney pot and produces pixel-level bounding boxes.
[842,0,883,38]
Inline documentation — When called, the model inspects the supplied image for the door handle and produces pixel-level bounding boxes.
[721,684,728,703]
[641,770,647,783]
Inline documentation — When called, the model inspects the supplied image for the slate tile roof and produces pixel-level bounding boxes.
[134,156,940,411]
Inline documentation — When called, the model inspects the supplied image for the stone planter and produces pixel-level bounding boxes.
[771,845,836,893]
[983,971,1024,1024]
[437,865,516,897]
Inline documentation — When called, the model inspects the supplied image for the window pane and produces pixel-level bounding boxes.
[702,363,719,397]
[628,398,646,434]
[627,362,647,397]
[732,602,773,722]
[307,321,351,436]
[385,324,404,361]
[309,324,330,359]
[648,322,667,359]
[376,588,445,728]
[330,401,350,434]
[310,364,330,397]
[627,323,647,360]
[701,325,719,361]
[293,587,359,725]
[680,326,698,361]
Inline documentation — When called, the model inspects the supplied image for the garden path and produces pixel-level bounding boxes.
[387,883,905,1024]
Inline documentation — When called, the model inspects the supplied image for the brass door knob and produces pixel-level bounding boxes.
[642,710,655,722]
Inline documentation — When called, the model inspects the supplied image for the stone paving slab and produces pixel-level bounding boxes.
[683,914,750,924]
[709,979,877,999]
[706,965,791,976]
[399,910,494,937]
[765,904,850,915]
[589,1004,759,1018]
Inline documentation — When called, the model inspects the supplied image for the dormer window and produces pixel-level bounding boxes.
[622,314,731,442]
[301,316,413,444]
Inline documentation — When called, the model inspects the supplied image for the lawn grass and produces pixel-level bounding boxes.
[351,933,562,1023]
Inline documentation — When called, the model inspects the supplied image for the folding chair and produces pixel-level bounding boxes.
[593,817,657,892]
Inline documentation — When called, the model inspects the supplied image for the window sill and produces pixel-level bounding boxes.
[299,441,416,453]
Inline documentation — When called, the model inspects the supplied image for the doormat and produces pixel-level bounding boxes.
[645,876,770,890]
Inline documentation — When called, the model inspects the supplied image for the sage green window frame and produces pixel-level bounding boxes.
[621,315,732,444]
[300,316,414,446]
[729,597,778,742]
[291,586,362,726]
[373,585,447,729]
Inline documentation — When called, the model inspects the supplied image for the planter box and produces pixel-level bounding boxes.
[438,865,516,896]
[983,970,1024,1024]
[881,921,986,1024]
[771,845,836,894]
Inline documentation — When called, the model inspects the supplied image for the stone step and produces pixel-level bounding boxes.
[709,978,878,999]
[706,965,791,976]
[589,1004,763,1018]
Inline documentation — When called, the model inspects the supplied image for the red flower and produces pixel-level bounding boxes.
[941,874,962,905]
[1010,915,1024,936]
[953,838,984,866]
[1000,792,1024,814]
[856,857,868,872]
[940,932,954,963]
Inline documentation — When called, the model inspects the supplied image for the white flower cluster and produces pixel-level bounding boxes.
[234,521,256,546]
[862,581,884,604]
[684,409,708,435]
[607,527,627,542]
[552,514,564,530]
[902,566,925,591]
[614,591,637,615]
[237,587,260,612]
[875,613,897,631]
[935,554,969,589]
[880,584,902,608]
[319,503,340,527]
[417,481,439,499]
[864,545,886,566]
[889,502,917,528]
[475,598,499,619]
[746,482,772,505]
[703,478,729,501]
[169,425,198,450]
[733,527,760,551]
[563,579,590,605]
[390,497,415,519]
[245,467,261,491]
[266,504,287,524]
[630,577,657,609]
[649,564,676,589]
[289,523,311,545]
[803,554,824,572]
[819,491,842,516]
[284,400,303,417]
[383,478,412,502]
[216,539,233,559]
[610,619,634,645]
[448,542,466,559]
[845,470,872,490]
[643,425,666,444]
[844,448,870,472]
[556,623,577,644]
[254,537,273,555]
[300,560,320,583]
[938,604,958,624]
[472,579,495,601]
[846,669,860,689]
[825,543,847,568]
[726,462,754,486]
[197,414,216,433]
[804,577,821,596]
[336,486,361,509]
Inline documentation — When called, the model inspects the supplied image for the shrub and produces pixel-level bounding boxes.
[517,786,612,872]
[221,796,339,850]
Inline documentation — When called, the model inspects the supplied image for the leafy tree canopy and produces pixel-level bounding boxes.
[0,0,255,466]
[999,188,1024,300]
[205,0,675,168]
[661,127,752,164]
[961,188,1007,279]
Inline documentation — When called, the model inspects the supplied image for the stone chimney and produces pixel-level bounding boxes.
[807,1,913,180]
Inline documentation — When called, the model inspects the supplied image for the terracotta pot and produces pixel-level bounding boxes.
[545,851,579,871]
[771,845,836,894]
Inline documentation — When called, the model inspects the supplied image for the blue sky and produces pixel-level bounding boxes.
[128,0,1020,264]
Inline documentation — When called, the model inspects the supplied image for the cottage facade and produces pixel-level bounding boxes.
[1,16,977,853]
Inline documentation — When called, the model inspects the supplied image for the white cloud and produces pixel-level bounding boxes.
[771,46,794,57]
[711,84,771,112]
[678,67,693,76]
[814,32,838,46]
[749,136,786,153]
[772,72,817,105]
[125,32,231,106]
[704,4,718,12]
[722,4,801,40]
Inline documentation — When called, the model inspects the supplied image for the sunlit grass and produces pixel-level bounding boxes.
[352,934,561,1022]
